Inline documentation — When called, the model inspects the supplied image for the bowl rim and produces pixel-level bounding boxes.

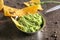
[11,13,46,33]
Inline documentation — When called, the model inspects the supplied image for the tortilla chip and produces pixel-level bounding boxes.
[21,5,38,14]
[24,2,30,6]
[31,0,40,3]
[0,0,4,11]
[3,7,16,16]
[4,5,38,17]
[15,10,25,17]
[11,17,23,27]
[14,5,38,16]
[3,5,18,16]
[24,0,43,10]
[37,4,43,10]
[4,5,18,12]
[3,5,25,17]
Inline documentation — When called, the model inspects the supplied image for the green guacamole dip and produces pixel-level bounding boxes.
[17,13,43,32]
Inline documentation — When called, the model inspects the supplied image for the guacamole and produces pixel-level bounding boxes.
[17,13,43,32]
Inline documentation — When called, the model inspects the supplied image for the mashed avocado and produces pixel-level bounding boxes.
[17,13,43,32]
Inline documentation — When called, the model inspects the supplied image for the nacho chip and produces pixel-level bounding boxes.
[24,2,30,6]
[3,5,38,17]
[31,0,40,3]
[4,6,16,16]
[4,5,18,12]
[24,0,43,10]
[11,17,23,27]
[0,0,4,11]
[21,5,38,14]
[3,5,19,16]
[15,10,25,17]
[15,5,38,16]
[3,5,26,17]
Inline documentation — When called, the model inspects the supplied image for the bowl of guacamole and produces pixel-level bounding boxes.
[11,13,46,34]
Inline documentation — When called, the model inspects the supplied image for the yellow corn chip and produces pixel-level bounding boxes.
[4,5,18,12]
[24,2,30,6]
[3,5,18,16]
[4,5,38,17]
[0,0,4,10]
[31,0,40,3]
[15,5,38,16]
[3,5,26,17]
[24,0,43,10]
[3,7,16,16]
[11,17,23,27]
[21,5,38,14]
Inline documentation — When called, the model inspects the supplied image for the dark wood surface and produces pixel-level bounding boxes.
[0,0,60,40]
